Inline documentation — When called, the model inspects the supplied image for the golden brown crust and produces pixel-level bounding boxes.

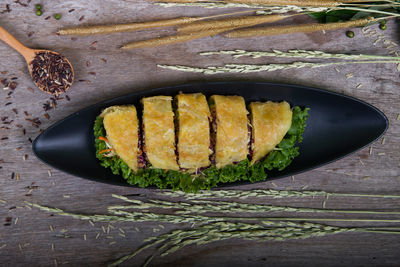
[142,96,179,170]
[176,93,211,171]
[101,105,139,172]
[249,101,292,164]
[210,95,248,168]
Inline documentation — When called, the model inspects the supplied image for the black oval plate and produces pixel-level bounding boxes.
[33,82,388,187]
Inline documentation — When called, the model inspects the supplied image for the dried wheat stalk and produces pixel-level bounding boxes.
[58,17,199,36]
[226,18,372,38]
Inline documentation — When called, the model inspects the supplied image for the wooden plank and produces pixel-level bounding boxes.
[0,0,399,266]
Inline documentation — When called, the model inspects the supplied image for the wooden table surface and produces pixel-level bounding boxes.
[1,1,400,266]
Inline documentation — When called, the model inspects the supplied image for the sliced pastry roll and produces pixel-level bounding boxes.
[176,93,211,171]
[100,105,139,172]
[249,101,292,164]
[142,96,179,170]
[210,95,249,169]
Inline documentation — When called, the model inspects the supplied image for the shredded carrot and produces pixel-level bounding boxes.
[99,149,112,155]
[98,136,109,142]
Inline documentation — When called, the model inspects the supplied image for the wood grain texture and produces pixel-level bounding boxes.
[1,0,400,266]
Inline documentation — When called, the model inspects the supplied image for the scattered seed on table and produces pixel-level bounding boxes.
[345,73,354,79]
[0,244,6,250]
[362,176,371,180]
[118,228,125,233]
[16,173,20,181]
[396,113,400,120]
[109,241,116,245]
[49,225,54,232]
[18,243,22,251]
[48,170,52,177]
[106,236,113,239]
[95,232,100,239]
[89,220,94,227]
[369,147,373,155]
[102,226,106,233]
[79,16,84,21]
[271,182,277,187]
[135,227,139,232]
[71,37,77,41]
[356,83,363,89]
[381,137,385,145]
[291,176,295,181]
[0,199,6,204]
[68,9,75,13]
[54,259,58,267]
[118,233,126,238]
[51,243,55,251]
[346,30,354,38]
[14,217,19,224]
[378,152,386,156]
[83,234,86,241]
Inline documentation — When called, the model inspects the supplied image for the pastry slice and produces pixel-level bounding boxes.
[209,95,249,169]
[249,101,292,164]
[100,105,139,172]
[142,96,179,170]
[175,93,211,172]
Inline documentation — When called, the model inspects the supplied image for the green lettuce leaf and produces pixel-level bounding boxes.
[93,106,309,193]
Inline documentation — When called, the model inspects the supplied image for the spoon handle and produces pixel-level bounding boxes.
[0,26,32,58]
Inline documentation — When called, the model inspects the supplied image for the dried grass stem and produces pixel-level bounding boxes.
[226,18,371,38]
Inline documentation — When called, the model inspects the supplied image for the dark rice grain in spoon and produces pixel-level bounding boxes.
[30,51,73,95]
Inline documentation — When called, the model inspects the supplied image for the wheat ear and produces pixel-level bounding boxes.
[153,0,340,6]
[178,14,288,33]
[226,18,371,38]
[121,28,231,49]
[58,17,199,36]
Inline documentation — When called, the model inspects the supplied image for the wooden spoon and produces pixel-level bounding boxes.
[0,26,74,95]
